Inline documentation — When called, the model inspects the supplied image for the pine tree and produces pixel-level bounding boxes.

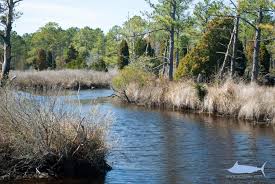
[118,40,130,70]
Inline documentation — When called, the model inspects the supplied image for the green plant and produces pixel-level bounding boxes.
[117,40,129,70]
[112,66,153,91]
[194,83,207,101]
[246,43,271,75]
[176,18,247,79]
[90,58,108,72]
[66,59,87,69]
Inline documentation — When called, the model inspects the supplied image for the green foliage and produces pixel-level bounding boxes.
[90,58,108,72]
[11,32,27,70]
[135,38,147,57]
[46,51,56,69]
[246,43,271,75]
[112,65,153,91]
[65,45,78,63]
[176,18,247,79]
[35,49,48,71]
[118,40,130,70]
[104,26,121,67]
[66,59,87,69]
[134,38,155,57]
[193,0,228,32]
[194,83,207,101]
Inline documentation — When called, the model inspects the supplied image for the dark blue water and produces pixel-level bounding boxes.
[17,90,275,184]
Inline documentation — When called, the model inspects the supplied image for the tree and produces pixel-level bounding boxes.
[29,22,66,68]
[11,31,27,70]
[118,40,129,70]
[35,49,47,71]
[237,0,274,81]
[46,51,55,69]
[193,0,227,32]
[0,0,23,83]
[104,25,122,67]
[246,42,271,75]
[147,0,191,80]
[121,16,148,58]
[65,45,78,63]
[175,18,246,79]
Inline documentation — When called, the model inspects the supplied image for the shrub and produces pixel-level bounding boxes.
[0,89,112,179]
[66,59,87,69]
[117,40,129,70]
[112,66,153,91]
[90,58,108,72]
[176,18,246,79]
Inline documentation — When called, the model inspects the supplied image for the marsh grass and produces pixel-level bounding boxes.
[10,69,117,90]
[0,88,112,180]
[115,79,275,123]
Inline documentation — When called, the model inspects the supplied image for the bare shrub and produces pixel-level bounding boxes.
[0,88,112,180]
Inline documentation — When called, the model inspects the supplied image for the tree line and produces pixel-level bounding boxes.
[0,0,274,84]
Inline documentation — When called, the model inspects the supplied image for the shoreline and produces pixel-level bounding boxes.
[9,69,116,91]
[113,79,275,124]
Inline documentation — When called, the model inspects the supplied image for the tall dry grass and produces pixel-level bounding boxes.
[0,88,112,180]
[10,69,117,90]
[116,79,275,123]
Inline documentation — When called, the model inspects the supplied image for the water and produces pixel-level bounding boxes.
[11,90,275,183]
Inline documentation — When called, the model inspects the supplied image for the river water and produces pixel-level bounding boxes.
[11,89,275,184]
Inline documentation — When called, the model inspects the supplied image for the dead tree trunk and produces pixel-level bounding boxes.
[230,15,240,78]
[1,0,14,84]
[219,30,234,78]
[162,40,169,76]
[168,0,176,81]
[175,30,180,68]
[251,8,263,82]
[1,0,22,85]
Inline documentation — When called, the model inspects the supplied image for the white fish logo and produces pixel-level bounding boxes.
[227,161,267,177]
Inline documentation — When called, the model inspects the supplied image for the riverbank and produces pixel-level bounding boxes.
[0,89,112,181]
[10,69,117,90]
[114,79,275,124]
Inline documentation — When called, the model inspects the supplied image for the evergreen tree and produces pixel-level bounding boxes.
[46,51,56,69]
[35,49,47,71]
[65,45,78,63]
[176,18,247,79]
[118,40,130,70]
[134,38,147,57]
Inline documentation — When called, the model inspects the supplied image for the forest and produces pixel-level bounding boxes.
[5,0,275,83]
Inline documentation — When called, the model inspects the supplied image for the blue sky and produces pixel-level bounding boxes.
[15,0,154,35]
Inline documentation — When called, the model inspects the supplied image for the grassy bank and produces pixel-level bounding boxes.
[10,69,117,90]
[0,88,112,181]
[113,74,275,123]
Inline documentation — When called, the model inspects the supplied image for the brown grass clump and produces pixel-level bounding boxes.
[118,78,201,110]
[114,77,275,123]
[203,80,275,122]
[10,69,117,90]
[0,88,112,180]
[203,80,242,116]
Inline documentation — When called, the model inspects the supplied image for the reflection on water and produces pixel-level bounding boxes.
[13,90,275,184]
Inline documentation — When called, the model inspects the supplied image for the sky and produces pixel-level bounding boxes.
[14,0,154,35]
